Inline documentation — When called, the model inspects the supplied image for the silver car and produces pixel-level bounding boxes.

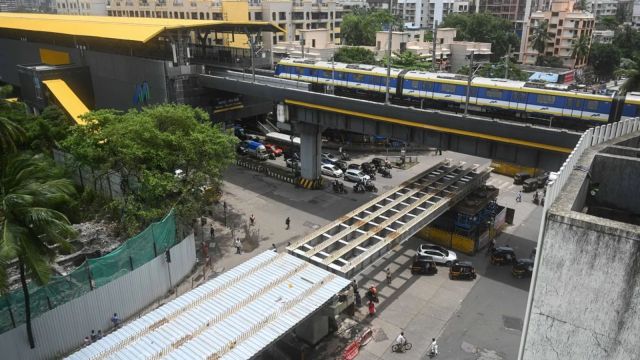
[344,169,370,182]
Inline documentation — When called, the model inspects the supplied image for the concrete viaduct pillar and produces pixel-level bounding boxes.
[298,122,324,189]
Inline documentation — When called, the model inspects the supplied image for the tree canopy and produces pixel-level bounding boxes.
[528,20,552,65]
[333,46,377,64]
[441,13,519,62]
[62,104,237,235]
[612,26,640,59]
[457,60,529,81]
[340,8,401,46]
[589,43,621,81]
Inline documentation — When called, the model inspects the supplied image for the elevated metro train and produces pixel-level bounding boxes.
[275,58,640,127]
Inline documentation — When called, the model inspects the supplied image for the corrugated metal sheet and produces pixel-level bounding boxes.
[67,251,350,360]
[0,235,196,360]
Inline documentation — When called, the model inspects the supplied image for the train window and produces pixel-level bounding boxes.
[575,99,583,108]
[425,82,434,91]
[486,89,502,99]
[470,87,478,97]
[334,71,344,80]
[316,70,327,78]
[513,92,527,102]
[440,83,457,94]
[370,76,382,86]
[352,73,365,82]
[566,98,573,108]
[586,100,599,111]
[537,94,556,105]
[412,80,422,90]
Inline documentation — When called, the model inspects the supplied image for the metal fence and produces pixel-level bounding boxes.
[0,234,196,360]
[518,117,640,360]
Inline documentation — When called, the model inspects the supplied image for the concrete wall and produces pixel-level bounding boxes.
[0,235,196,360]
[590,153,640,215]
[523,213,640,359]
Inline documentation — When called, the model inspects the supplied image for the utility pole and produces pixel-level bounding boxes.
[384,0,393,105]
[432,20,438,71]
[504,44,511,80]
[300,32,305,58]
[464,50,474,117]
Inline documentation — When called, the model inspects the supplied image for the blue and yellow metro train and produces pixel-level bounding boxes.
[275,58,640,127]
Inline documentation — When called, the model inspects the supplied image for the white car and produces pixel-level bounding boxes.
[417,244,457,266]
[321,152,338,164]
[344,169,370,183]
[321,164,343,177]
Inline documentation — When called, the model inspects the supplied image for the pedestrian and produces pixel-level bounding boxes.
[200,241,209,259]
[287,241,291,247]
[97,330,103,340]
[90,329,97,342]
[234,238,242,254]
[354,289,362,307]
[84,336,91,346]
[368,300,376,316]
[351,279,358,293]
[385,268,391,285]
[285,217,290,230]
[111,313,120,328]
[272,243,277,252]
[210,225,214,240]
[250,214,255,226]
[516,191,522,203]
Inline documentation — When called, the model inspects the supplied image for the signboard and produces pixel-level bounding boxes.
[276,103,289,123]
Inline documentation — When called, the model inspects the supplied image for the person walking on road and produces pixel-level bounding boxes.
[368,300,376,317]
[516,191,522,203]
[210,225,215,240]
[385,268,391,285]
[234,238,242,254]
[285,217,290,230]
[111,313,120,329]
[250,214,255,226]
[272,243,277,252]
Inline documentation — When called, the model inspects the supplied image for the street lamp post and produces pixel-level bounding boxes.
[464,50,476,117]
[384,0,393,105]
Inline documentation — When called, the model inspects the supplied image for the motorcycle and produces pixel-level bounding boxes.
[354,182,366,193]
[332,180,347,194]
[365,182,378,193]
[378,167,392,178]
[340,151,351,161]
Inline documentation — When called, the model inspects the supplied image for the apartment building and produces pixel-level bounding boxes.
[55,0,106,15]
[0,0,18,11]
[633,0,640,27]
[369,0,468,29]
[586,0,618,18]
[104,0,343,50]
[521,0,595,69]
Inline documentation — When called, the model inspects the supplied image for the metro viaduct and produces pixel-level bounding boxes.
[200,71,582,185]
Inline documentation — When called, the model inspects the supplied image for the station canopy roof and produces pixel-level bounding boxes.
[66,251,350,360]
[0,13,285,43]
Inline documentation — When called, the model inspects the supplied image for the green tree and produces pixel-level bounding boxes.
[539,55,565,68]
[571,34,591,67]
[0,155,77,349]
[381,51,432,70]
[20,106,72,154]
[615,58,640,95]
[441,13,519,61]
[340,8,401,46]
[456,60,529,80]
[62,104,237,235]
[599,16,619,31]
[0,86,26,153]
[528,20,552,65]
[589,43,621,80]
[615,4,628,24]
[574,0,587,11]
[333,46,377,64]
[612,25,640,59]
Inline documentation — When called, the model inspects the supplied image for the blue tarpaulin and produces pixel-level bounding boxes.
[528,72,559,83]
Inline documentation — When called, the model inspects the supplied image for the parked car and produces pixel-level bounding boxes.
[344,169,370,183]
[512,259,534,278]
[417,244,457,266]
[321,152,338,164]
[513,172,532,185]
[411,255,438,275]
[449,261,477,280]
[263,143,283,157]
[321,164,343,177]
[286,158,300,170]
[335,160,349,172]
[347,163,361,171]
[371,157,386,168]
[536,172,549,188]
[522,178,538,192]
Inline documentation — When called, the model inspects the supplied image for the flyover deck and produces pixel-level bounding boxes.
[287,160,492,278]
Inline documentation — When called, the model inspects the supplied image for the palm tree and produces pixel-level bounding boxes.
[616,58,640,95]
[571,34,591,68]
[529,20,552,65]
[0,154,77,348]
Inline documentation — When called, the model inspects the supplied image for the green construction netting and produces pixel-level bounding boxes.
[0,209,176,334]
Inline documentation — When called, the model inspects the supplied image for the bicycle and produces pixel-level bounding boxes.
[391,342,412,353]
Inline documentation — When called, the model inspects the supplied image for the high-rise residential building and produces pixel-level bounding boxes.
[633,0,640,27]
[104,0,343,51]
[368,0,468,29]
[521,0,594,69]
[55,0,107,15]
[585,0,618,18]
[0,0,18,11]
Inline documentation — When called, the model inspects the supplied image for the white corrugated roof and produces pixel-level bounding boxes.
[66,251,350,360]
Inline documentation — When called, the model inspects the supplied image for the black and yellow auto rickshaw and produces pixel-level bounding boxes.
[490,246,517,266]
[449,261,476,280]
[512,259,534,278]
[411,254,438,275]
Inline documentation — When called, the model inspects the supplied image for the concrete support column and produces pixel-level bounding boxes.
[298,122,323,181]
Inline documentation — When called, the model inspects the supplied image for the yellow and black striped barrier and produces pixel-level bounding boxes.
[297,177,324,190]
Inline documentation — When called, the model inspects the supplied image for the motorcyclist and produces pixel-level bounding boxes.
[429,338,438,356]
[395,332,407,352]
